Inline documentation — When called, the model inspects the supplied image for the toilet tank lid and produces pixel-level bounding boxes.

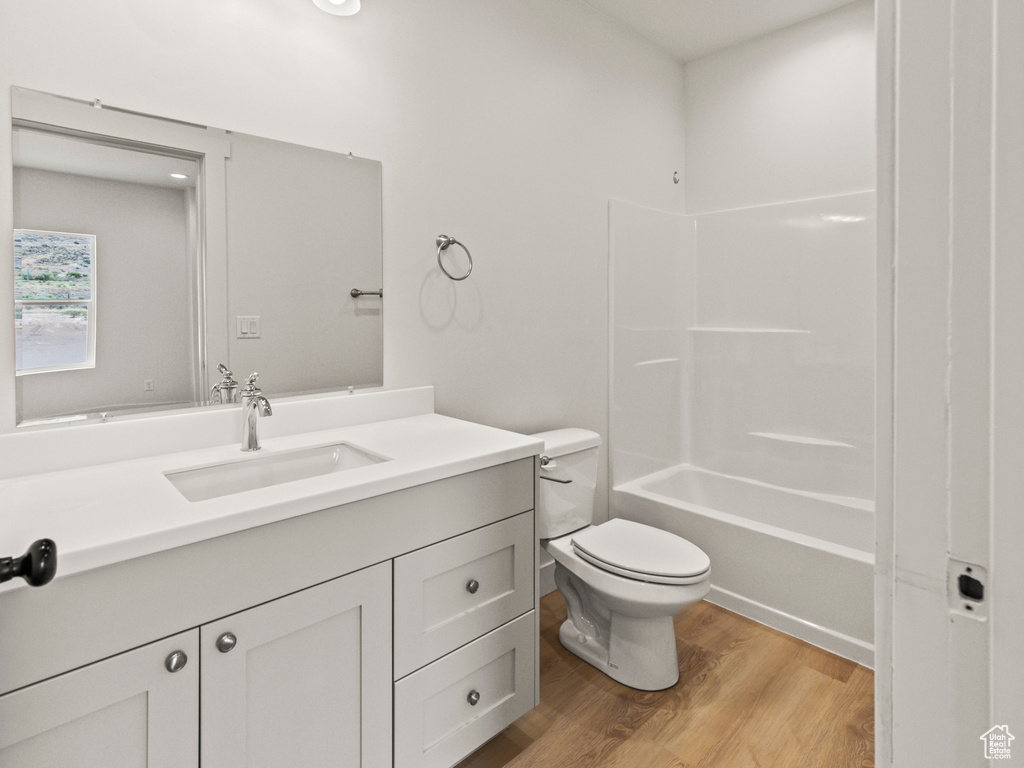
[530,428,601,457]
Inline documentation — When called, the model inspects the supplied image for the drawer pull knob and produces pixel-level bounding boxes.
[467,689,481,706]
[216,632,237,653]
[466,579,480,594]
[165,651,188,673]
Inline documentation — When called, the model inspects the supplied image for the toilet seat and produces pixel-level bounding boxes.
[570,518,710,586]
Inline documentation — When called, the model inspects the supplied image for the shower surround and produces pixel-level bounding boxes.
[610,192,875,665]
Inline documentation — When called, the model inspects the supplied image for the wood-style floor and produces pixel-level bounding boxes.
[457,591,874,768]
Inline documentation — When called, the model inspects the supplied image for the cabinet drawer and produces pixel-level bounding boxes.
[394,611,536,768]
[394,512,534,678]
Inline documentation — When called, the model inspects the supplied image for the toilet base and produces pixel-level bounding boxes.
[557,612,680,691]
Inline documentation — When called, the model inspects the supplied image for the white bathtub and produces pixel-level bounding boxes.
[613,464,874,667]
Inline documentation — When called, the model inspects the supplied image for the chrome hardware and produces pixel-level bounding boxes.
[240,372,273,452]
[210,363,239,405]
[539,456,572,484]
[350,288,383,298]
[165,651,188,673]
[216,632,237,653]
[0,539,57,587]
[436,235,473,281]
[466,579,480,595]
[467,690,481,706]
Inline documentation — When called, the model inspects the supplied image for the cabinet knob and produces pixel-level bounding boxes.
[467,689,481,706]
[165,651,188,673]
[216,632,237,653]
[466,579,480,595]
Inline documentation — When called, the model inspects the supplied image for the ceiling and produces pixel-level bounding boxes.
[577,0,860,62]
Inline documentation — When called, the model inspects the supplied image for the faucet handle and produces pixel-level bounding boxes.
[211,363,240,404]
[241,372,262,400]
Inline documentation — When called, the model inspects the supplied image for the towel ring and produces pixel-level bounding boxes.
[436,235,473,281]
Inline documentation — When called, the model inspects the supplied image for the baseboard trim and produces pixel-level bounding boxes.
[707,584,875,669]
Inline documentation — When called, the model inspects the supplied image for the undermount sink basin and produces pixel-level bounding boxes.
[165,442,388,502]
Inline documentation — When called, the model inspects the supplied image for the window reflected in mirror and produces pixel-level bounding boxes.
[14,229,96,373]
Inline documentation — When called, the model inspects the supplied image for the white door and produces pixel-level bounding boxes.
[989,0,1024,746]
[200,561,392,768]
[0,630,198,767]
[883,1,1024,765]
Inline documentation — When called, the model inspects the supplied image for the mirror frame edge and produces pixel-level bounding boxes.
[0,87,14,432]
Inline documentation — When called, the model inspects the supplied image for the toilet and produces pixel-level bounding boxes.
[533,428,711,691]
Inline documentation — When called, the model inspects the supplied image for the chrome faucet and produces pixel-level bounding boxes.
[210,363,239,405]
[240,372,272,452]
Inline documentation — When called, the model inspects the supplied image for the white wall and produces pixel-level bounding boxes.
[684,0,875,213]
[0,0,689,519]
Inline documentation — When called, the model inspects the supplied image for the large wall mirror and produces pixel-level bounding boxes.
[10,87,383,426]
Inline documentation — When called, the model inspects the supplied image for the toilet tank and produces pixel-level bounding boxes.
[532,428,601,539]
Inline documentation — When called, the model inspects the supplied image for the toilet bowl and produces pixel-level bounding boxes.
[533,429,711,691]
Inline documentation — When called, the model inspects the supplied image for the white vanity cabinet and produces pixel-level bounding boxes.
[200,561,392,768]
[393,511,537,768]
[0,455,537,768]
[0,631,199,766]
[0,565,390,768]
[393,511,535,678]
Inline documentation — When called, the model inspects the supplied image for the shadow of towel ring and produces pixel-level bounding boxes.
[436,235,473,281]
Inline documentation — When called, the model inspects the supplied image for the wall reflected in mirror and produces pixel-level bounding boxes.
[224,132,382,402]
[14,128,203,423]
[10,90,383,427]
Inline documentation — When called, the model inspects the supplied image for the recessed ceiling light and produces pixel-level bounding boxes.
[313,0,361,15]
[170,172,189,180]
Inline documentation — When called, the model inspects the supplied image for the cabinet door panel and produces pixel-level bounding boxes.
[0,630,198,767]
[200,561,391,768]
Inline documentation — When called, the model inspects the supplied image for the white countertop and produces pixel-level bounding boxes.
[0,411,542,592]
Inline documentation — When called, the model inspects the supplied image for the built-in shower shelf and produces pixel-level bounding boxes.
[688,327,811,334]
[634,357,681,367]
[748,432,856,448]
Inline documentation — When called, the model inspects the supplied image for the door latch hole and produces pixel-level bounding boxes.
[958,573,985,602]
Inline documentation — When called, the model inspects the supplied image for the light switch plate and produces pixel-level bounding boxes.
[236,315,261,339]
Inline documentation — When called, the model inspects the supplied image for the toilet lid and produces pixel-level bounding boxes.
[571,518,710,585]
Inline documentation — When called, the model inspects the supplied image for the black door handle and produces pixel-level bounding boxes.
[0,539,57,587]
